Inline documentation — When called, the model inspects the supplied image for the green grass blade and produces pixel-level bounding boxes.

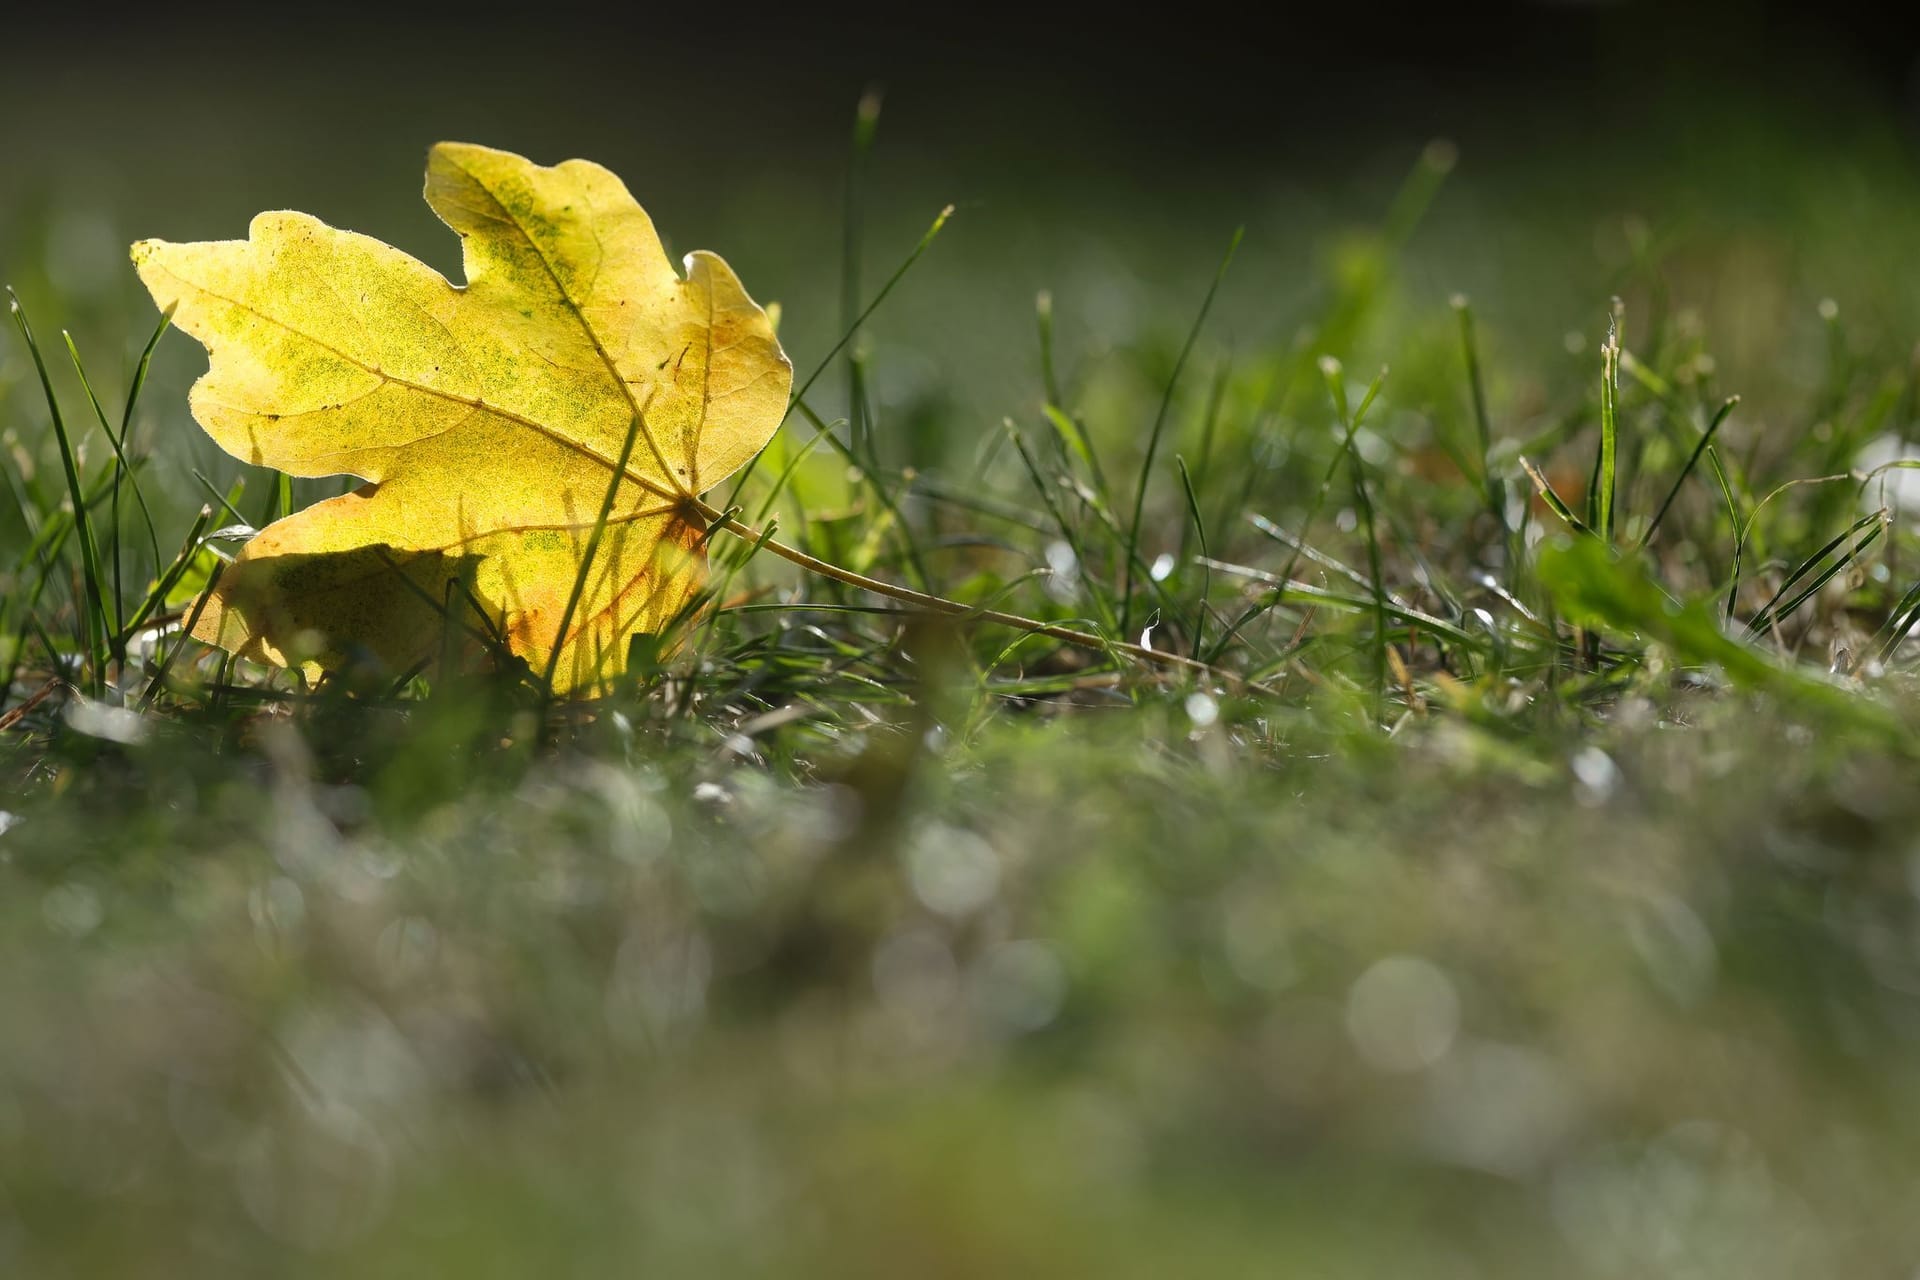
[541,410,648,695]
[1452,295,1506,534]
[725,204,953,510]
[1595,308,1622,544]
[62,330,165,644]
[190,471,253,527]
[1325,359,1391,713]
[1640,395,1739,550]
[1746,509,1887,636]
[1121,226,1241,634]
[843,87,883,465]
[1247,513,1388,600]
[10,289,109,694]
[139,559,226,710]
[1004,419,1115,633]
[1042,403,1114,509]
[1539,535,1907,747]
[1199,557,1482,650]
[1175,455,1210,660]
[1520,456,1591,536]
[1036,289,1064,410]
[1875,579,1920,663]
[120,504,216,640]
[788,396,933,591]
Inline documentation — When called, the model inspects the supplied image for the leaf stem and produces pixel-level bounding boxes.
[693,497,1261,691]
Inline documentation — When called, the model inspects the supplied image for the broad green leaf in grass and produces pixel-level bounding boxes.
[1536,534,1907,746]
[132,142,792,693]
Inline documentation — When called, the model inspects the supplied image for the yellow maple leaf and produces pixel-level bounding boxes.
[132,141,791,692]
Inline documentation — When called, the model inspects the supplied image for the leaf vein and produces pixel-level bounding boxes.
[439,152,687,495]
[146,260,682,506]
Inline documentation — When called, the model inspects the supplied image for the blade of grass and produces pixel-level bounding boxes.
[1324,357,1390,713]
[789,396,933,591]
[1707,447,1743,623]
[1452,295,1505,534]
[698,496,1271,691]
[1724,471,1855,623]
[1004,420,1115,633]
[1121,226,1242,634]
[1042,403,1114,510]
[1595,306,1622,544]
[190,471,253,528]
[725,204,954,509]
[62,330,164,645]
[1175,455,1211,659]
[1248,513,1391,600]
[1639,395,1739,550]
[843,87,883,467]
[1199,557,1482,650]
[1520,456,1591,535]
[139,560,225,709]
[10,289,108,695]
[1875,578,1920,662]
[1037,290,1064,410]
[119,505,216,641]
[1746,509,1887,636]
[1180,357,1231,566]
[542,407,649,695]
[1207,364,1390,664]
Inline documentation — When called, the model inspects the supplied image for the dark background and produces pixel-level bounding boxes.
[9,0,1920,452]
[16,1,1920,152]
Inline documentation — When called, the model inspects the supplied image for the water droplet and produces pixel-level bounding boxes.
[906,823,1000,918]
[1571,747,1619,804]
[1346,954,1460,1073]
[42,882,102,938]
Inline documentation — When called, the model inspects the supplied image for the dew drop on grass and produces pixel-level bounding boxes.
[1044,540,1078,578]
[906,822,1000,918]
[1571,747,1620,805]
[1422,1039,1579,1178]
[1346,954,1460,1073]
[63,697,147,746]
[1045,540,1081,602]
[42,882,102,938]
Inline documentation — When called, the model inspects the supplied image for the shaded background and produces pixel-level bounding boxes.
[10,0,1920,457]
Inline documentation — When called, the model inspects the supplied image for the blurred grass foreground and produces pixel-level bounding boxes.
[11,7,1920,1275]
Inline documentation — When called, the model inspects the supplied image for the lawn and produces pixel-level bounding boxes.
[7,15,1920,1275]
